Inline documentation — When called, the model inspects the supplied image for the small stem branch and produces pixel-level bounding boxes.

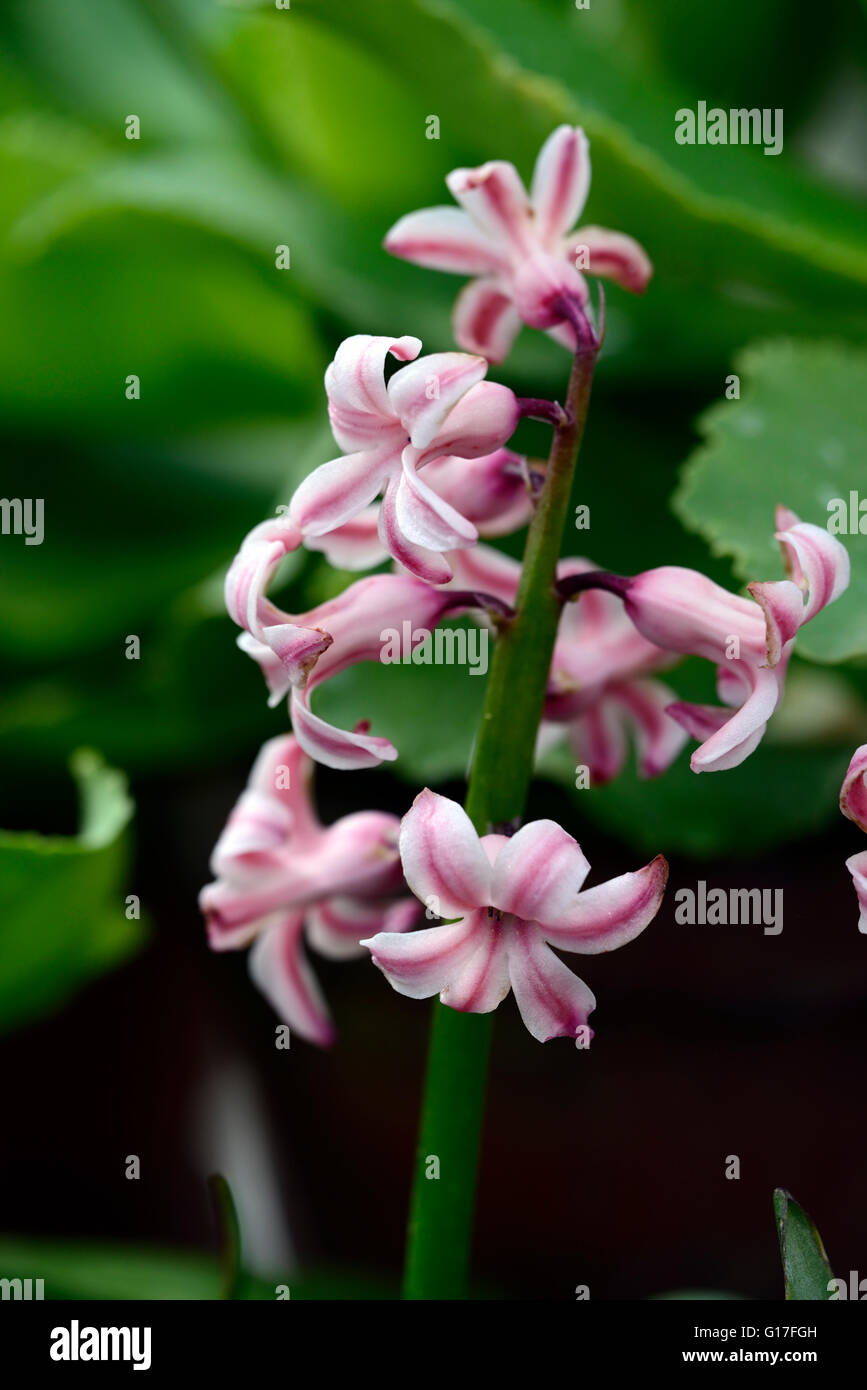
[402,340,599,1301]
[556,569,631,602]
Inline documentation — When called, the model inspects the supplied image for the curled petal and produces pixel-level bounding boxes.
[260,621,333,688]
[840,744,867,833]
[747,579,805,665]
[672,666,782,773]
[248,913,336,1047]
[774,512,850,624]
[224,514,302,636]
[324,334,421,434]
[400,789,492,917]
[246,733,320,838]
[452,277,522,362]
[395,450,478,552]
[291,687,398,771]
[289,447,396,536]
[387,351,488,450]
[383,206,507,274]
[379,479,454,584]
[446,160,534,255]
[491,819,591,927]
[540,856,668,954]
[564,226,652,293]
[530,125,591,246]
[507,925,596,1043]
[845,849,867,934]
[362,912,485,1000]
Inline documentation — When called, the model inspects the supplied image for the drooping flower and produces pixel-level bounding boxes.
[384,126,652,362]
[306,447,533,575]
[449,545,687,782]
[589,508,849,773]
[199,734,417,1045]
[225,515,510,769]
[362,790,667,1044]
[840,744,867,933]
[287,334,521,582]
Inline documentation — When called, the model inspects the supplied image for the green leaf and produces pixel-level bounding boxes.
[674,339,867,663]
[773,1189,835,1301]
[0,1236,395,1300]
[538,734,851,859]
[314,623,487,785]
[0,749,142,1031]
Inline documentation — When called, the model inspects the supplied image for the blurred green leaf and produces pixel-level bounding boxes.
[675,339,867,663]
[773,1189,835,1301]
[0,749,142,1031]
[538,736,852,859]
[0,1236,396,1300]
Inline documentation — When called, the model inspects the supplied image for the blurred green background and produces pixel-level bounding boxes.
[1,0,867,1300]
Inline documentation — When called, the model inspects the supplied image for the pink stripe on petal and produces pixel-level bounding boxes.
[378,479,454,583]
[383,206,507,274]
[418,380,519,463]
[685,668,782,772]
[446,161,534,255]
[290,688,398,771]
[387,351,488,450]
[491,820,591,927]
[248,914,336,1047]
[395,452,478,551]
[260,621,333,688]
[568,701,629,786]
[773,517,850,624]
[362,913,485,1000]
[840,744,867,833]
[289,448,394,536]
[507,925,596,1043]
[442,917,511,1013]
[452,277,522,362]
[399,790,492,917]
[747,578,804,665]
[610,679,689,779]
[564,226,652,293]
[324,334,421,422]
[541,856,667,954]
[530,126,591,246]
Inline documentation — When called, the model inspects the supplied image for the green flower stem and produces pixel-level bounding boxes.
[402,341,599,1300]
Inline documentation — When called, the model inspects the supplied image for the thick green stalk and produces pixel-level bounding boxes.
[402,343,598,1300]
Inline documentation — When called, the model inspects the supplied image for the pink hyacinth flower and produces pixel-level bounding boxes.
[840,744,867,933]
[288,334,520,583]
[199,734,417,1045]
[620,508,850,773]
[384,126,651,362]
[306,447,534,575]
[449,545,686,782]
[226,515,503,769]
[362,790,667,1044]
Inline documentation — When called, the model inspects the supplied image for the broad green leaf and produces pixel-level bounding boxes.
[674,339,867,663]
[0,1237,395,1300]
[773,1189,835,1301]
[538,735,852,859]
[284,0,867,351]
[0,750,142,1031]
